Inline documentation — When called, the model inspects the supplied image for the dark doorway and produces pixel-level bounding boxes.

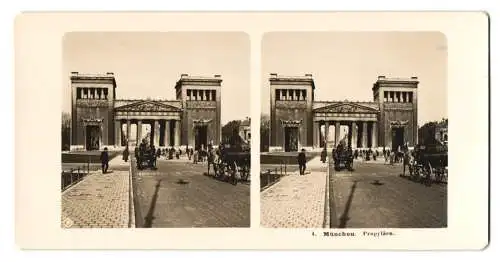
[194,126,208,150]
[284,127,299,152]
[86,125,100,151]
[392,127,404,151]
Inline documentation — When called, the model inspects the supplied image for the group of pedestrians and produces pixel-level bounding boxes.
[353,148,379,161]
[383,146,407,165]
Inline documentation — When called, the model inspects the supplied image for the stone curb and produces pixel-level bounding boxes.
[323,156,330,228]
[128,157,136,228]
[327,157,338,228]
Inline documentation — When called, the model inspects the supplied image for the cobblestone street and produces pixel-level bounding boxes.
[61,155,131,228]
[260,155,447,229]
[330,161,447,228]
[132,157,250,228]
[260,156,328,228]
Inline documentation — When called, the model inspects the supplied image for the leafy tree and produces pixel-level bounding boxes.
[222,120,241,144]
[260,114,270,152]
[418,118,448,145]
[61,112,71,150]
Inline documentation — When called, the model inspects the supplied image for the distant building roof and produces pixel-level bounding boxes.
[240,117,251,126]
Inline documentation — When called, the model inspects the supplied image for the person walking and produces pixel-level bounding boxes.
[297,149,307,176]
[100,147,109,174]
[193,148,199,164]
[403,150,410,176]
[320,147,327,163]
[207,147,215,175]
[122,146,129,162]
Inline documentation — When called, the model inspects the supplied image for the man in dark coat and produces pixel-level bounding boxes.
[297,149,307,175]
[320,147,327,163]
[100,147,109,174]
[122,146,129,162]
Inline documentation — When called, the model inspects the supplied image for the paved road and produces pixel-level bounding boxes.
[61,156,131,228]
[132,158,250,228]
[260,157,328,228]
[329,161,447,228]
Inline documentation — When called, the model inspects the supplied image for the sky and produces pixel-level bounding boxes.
[63,32,250,125]
[261,32,447,126]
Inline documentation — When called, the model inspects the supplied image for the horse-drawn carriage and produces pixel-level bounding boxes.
[211,143,250,185]
[135,140,157,170]
[333,143,354,171]
[408,142,448,185]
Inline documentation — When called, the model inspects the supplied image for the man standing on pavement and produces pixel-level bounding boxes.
[100,147,109,174]
[402,149,410,176]
[297,149,307,175]
[122,146,129,162]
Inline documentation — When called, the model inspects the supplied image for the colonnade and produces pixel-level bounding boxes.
[383,91,413,103]
[313,120,378,149]
[115,119,181,148]
[275,89,307,101]
[76,87,109,100]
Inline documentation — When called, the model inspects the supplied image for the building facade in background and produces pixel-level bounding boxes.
[70,72,222,151]
[239,117,251,144]
[435,120,448,145]
[268,74,419,152]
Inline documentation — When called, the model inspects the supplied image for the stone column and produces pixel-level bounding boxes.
[313,121,319,148]
[126,120,131,145]
[362,122,368,148]
[174,120,181,147]
[351,122,357,149]
[136,120,142,144]
[115,120,121,146]
[324,122,330,148]
[154,120,160,147]
[335,121,340,146]
[372,121,378,148]
[164,120,171,147]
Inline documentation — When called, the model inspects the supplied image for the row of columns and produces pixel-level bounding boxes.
[186,89,216,101]
[115,119,181,148]
[77,87,109,100]
[275,89,307,101]
[383,91,413,103]
[313,120,378,149]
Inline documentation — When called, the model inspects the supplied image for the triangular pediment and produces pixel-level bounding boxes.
[115,100,182,112]
[314,102,379,113]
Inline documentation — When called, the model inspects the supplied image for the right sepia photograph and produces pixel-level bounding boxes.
[260,32,448,229]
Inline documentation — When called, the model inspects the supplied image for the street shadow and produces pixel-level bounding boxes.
[371,180,384,186]
[338,180,358,228]
[176,179,189,185]
[143,179,162,228]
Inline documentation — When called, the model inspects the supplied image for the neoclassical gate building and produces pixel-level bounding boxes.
[70,72,222,151]
[268,74,419,152]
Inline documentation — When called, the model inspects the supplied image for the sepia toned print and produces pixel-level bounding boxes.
[260,32,448,228]
[61,32,251,228]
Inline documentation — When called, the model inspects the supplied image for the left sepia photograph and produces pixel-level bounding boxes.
[61,32,251,228]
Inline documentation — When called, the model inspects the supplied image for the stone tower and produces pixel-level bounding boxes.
[70,72,117,151]
[372,76,419,150]
[175,74,222,149]
[269,73,315,151]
